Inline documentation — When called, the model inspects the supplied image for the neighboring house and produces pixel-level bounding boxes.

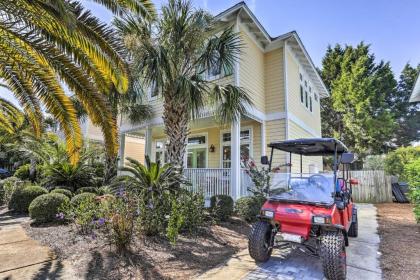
[410,73,420,103]
[119,2,329,199]
[81,118,146,165]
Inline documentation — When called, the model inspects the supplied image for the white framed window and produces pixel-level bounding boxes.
[187,134,208,168]
[314,93,318,102]
[299,71,314,113]
[220,128,252,168]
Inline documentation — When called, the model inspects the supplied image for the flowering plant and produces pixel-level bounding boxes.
[241,157,270,198]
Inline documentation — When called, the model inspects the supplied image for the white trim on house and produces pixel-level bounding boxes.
[284,40,290,141]
[410,73,420,102]
[186,132,209,168]
[288,112,321,138]
[219,126,254,168]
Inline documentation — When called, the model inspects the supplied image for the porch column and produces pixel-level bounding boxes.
[231,118,241,200]
[118,133,126,167]
[145,126,152,161]
[261,121,266,156]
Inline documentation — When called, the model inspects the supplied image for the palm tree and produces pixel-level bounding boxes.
[0,0,156,164]
[116,0,252,167]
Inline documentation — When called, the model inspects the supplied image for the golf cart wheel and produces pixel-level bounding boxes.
[348,210,358,237]
[248,221,273,262]
[320,231,347,280]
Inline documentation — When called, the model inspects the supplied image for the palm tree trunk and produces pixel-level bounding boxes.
[104,154,118,185]
[163,97,189,168]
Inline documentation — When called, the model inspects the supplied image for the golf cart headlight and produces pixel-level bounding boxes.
[261,210,274,218]
[313,216,332,224]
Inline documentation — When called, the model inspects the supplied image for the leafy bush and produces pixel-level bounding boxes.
[71,192,97,207]
[51,188,73,198]
[2,177,26,205]
[210,195,234,222]
[8,186,48,213]
[242,158,270,197]
[235,196,266,223]
[166,191,205,244]
[77,187,99,194]
[384,146,420,177]
[102,195,136,252]
[363,155,386,170]
[62,193,102,233]
[403,158,420,222]
[14,164,31,180]
[98,185,112,195]
[42,161,96,192]
[29,193,69,223]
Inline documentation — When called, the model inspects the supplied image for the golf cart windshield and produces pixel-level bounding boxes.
[269,173,335,205]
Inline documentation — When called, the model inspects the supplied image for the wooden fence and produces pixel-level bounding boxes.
[350,170,393,203]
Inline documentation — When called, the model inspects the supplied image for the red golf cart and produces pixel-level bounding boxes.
[248,138,358,280]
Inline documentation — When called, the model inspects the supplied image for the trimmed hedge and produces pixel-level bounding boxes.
[8,186,48,213]
[235,196,266,223]
[51,188,73,198]
[210,195,234,222]
[71,192,97,206]
[29,193,69,222]
[77,187,98,194]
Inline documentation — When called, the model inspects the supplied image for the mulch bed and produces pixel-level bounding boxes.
[23,218,250,279]
[376,203,420,280]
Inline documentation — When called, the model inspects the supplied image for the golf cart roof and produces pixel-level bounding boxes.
[268,138,348,155]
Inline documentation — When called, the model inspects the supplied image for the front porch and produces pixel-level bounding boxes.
[119,115,269,200]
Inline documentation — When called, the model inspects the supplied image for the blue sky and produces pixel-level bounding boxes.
[3,0,420,106]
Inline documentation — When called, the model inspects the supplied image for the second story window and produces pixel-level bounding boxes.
[309,96,313,112]
[305,90,308,108]
[314,93,318,102]
[300,86,304,103]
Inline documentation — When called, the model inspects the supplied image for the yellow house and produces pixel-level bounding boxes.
[89,2,329,199]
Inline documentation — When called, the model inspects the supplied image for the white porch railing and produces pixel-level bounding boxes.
[184,168,255,199]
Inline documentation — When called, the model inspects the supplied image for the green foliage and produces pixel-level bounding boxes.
[8,185,48,213]
[320,43,397,155]
[42,161,96,192]
[241,159,270,197]
[98,185,112,195]
[403,159,420,222]
[14,164,31,180]
[102,195,137,252]
[2,177,25,205]
[363,155,386,170]
[62,194,102,233]
[210,195,234,222]
[29,193,69,223]
[384,146,420,177]
[388,64,420,147]
[235,196,266,223]
[71,193,97,207]
[77,187,99,194]
[166,191,205,244]
[50,188,73,198]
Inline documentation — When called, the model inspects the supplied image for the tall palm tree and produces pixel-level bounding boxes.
[116,0,252,167]
[0,0,155,164]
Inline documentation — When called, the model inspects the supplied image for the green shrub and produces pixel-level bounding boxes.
[51,188,73,198]
[98,185,112,195]
[77,187,98,194]
[235,196,266,223]
[102,195,136,252]
[14,164,31,180]
[8,186,48,213]
[62,193,102,233]
[29,193,69,223]
[2,177,22,205]
[166,191,205,244]
[71,192,97,206]
[403,158,420,223]
[384,146,420,177]
[210,195,234,222]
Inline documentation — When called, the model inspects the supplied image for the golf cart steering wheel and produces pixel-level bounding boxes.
[308,174,329,188]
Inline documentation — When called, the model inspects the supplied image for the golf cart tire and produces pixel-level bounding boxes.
[320,231,347,280]
[248,221,273,262]
[348,210,358,237]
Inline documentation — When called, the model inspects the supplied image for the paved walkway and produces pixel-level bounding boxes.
[0,207,73,280]
[199,204,382,280]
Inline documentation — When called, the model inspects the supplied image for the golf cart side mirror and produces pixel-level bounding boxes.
[261,156,269,165]
[350,178,359,185]
[340,153,355,164]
